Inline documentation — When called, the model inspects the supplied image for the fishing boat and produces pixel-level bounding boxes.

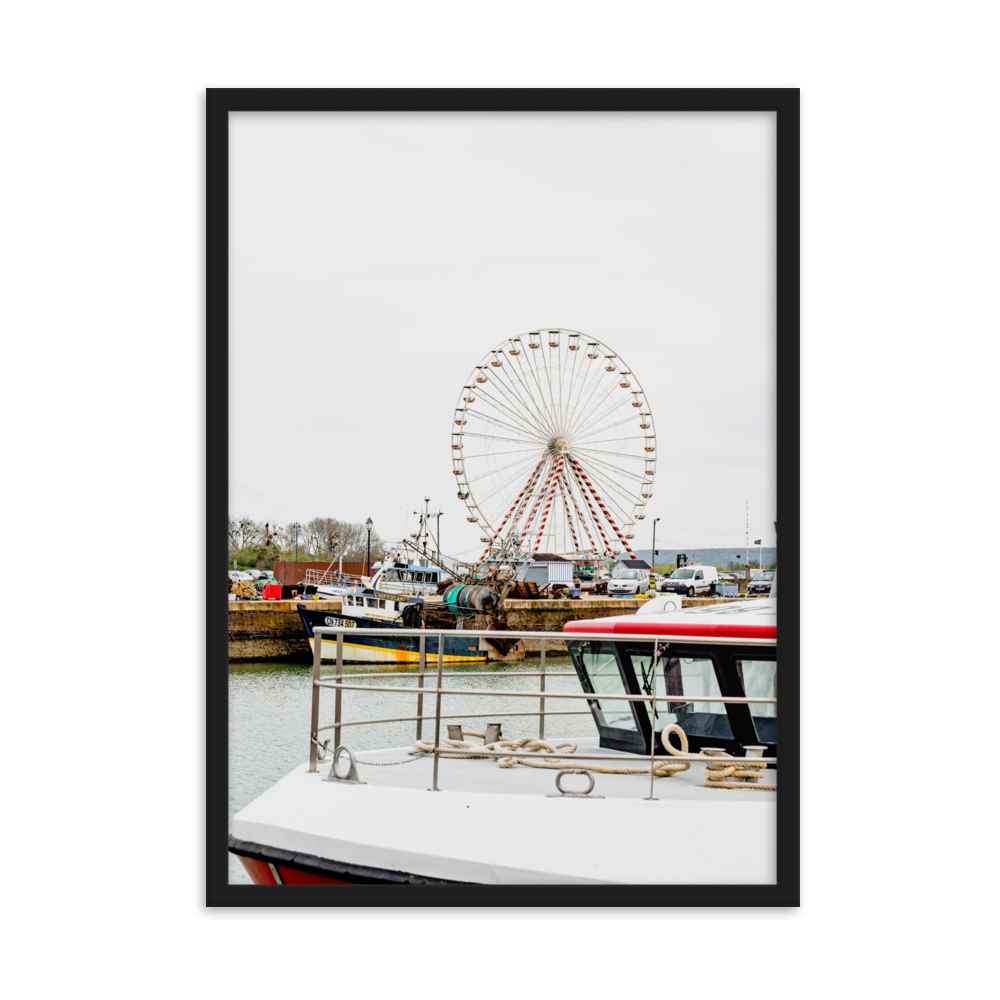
[298,575,523,665]
[232,589,778,884]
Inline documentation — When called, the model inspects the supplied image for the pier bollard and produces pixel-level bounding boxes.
[741,745,767,784]
[702,746,742,784]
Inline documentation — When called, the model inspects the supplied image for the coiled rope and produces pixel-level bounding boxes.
[661,727,776,789]
[408,726,691,778]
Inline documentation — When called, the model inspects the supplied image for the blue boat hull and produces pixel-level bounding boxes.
[297,605,486,664]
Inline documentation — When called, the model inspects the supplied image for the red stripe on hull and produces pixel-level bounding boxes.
[235,854,356,886]
[563,620,777,641]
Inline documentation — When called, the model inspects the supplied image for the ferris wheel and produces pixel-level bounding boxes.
[452,329,656,567]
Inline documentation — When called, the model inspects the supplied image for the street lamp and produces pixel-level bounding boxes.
[651,517,661,574]
[290,521,301,565]
[365,517,373,578]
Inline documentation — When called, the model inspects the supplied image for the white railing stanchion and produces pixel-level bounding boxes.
[416,635,426,742]
[430,633,444,791]
[539,637,546,740]
[334,632,344,751]
[308,626,323,772]
[645,640,658,800]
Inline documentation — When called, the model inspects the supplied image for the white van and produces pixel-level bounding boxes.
[607,566,650,597]
[659,564,719,597]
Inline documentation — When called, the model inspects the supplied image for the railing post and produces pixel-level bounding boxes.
[416,634,426,741]
[645,639,658,800]
[308,626,323,772]
[334,632,344,750]
[430,632,444,791]
[539,637,546,740]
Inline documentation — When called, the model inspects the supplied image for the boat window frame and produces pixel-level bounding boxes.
[729,651,777,755]
[567,639,645,753]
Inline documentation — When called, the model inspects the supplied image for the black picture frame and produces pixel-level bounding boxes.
[207,87,799,907]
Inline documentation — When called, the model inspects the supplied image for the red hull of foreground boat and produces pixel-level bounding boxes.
[235,854,356,886]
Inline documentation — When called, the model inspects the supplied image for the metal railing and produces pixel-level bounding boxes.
[308,626,777,798]
[303,569,363,587]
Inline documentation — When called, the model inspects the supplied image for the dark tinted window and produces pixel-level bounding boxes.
[628,651,733,741]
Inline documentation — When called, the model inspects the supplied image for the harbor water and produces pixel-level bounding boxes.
[228,657,596,884]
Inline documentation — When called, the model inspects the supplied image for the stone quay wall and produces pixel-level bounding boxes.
[227,596,747,662]
[228,600,342,662]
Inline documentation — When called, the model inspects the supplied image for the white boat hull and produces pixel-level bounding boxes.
[231,748,777,885]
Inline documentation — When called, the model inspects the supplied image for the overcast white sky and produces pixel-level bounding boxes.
[230,111,776,558]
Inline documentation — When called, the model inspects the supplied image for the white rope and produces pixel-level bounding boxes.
[408,726,690,778]
[408,724,777,789]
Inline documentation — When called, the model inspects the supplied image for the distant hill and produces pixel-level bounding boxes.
[630,546,777,570]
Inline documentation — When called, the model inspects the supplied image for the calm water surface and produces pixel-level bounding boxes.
[228,657,596,884]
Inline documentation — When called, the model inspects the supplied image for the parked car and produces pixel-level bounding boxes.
[748,570,775,596]
[228,570,254,582]
[607,566,650,597]
[659,565,719,597]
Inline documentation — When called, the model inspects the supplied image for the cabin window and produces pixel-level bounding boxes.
[734,657,777,743]
[377,599,385,609]
[628,651,733,741]
[577,642,637,732]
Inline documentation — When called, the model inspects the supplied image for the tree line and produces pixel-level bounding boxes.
[228,516,387,570]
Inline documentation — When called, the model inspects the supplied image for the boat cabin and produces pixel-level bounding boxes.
[378,565,442,586]
[340,591,419,619]
[563,600,777,758]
